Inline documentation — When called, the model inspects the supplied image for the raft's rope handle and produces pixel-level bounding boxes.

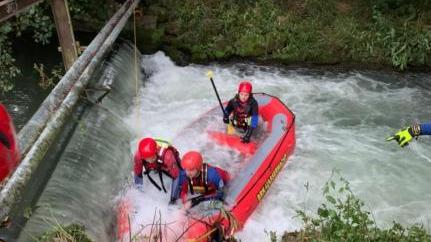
[186,228,218,242]
[185,205,239,242]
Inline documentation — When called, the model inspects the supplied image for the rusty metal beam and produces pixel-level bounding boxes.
[0,0,44,22]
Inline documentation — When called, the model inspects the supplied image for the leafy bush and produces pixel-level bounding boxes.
[0,2,53,92]
[370,6,431,70]
[0,23,20,92]
[293,171,431,242]
[0,0,115,93]
[161,0,431,70]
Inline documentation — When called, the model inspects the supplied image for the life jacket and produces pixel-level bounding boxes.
[232,96,252,129]
[187,163,212,195]
[187,163,229,196]
[141,139,181,193]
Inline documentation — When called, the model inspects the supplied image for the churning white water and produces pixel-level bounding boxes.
[124,52,431,241]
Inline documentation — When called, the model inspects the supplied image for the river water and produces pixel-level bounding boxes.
[2,45,431,241]
[124,52,431,241]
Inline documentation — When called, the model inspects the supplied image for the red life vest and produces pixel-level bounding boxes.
[188,163,213,195]
[187,163,230,195]
[232,97,252,129]
[140,141,181,193]
[142,144,181,178]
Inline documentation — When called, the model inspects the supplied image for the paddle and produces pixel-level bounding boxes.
[206,71,235,134]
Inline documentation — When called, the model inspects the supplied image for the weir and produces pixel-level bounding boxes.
[16,42,139,241]
[0,0,141,240]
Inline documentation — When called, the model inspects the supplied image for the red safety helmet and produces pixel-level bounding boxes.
[238,81,252,93]
[138,137,157,159]
[181,151,203,170]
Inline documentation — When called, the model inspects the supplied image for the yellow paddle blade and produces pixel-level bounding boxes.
[206,70,213,79]
[227,123,235,135]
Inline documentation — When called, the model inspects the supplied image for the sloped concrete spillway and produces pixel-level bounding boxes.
[12,43,140,241]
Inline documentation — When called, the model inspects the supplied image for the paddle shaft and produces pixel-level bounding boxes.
[209,77,227,116]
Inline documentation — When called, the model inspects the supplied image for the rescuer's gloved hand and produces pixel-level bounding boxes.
[168,198,177,205]
[134,175,144,192]
[241,128,253,143]
[386,124,420,147]
[190,195,205,207]
[223,115,229,124]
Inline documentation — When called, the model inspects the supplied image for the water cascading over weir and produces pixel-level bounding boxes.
[0,0,141,240]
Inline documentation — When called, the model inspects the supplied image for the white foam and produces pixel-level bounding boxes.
[123,54,431,241]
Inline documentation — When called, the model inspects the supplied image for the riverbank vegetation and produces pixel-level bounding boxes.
[144,0,431,71]
[278,172,431,242]
[0,3,53,92]
[1,0,430,92]
[0,0,119,92]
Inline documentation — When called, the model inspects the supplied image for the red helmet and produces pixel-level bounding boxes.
[238,81,252,93]
[138,137,157,159]
[181,151,203,170]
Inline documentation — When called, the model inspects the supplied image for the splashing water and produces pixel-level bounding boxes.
[12,48,431,241]
[125,52,431,241]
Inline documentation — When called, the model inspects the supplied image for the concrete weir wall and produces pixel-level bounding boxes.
[0,0,140,220]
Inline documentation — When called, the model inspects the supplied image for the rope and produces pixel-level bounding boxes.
[185,204,239,242]
[186,227,217,242]
[133,5,138,98]
[133,3,141,126]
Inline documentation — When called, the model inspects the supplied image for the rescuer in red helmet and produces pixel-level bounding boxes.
[169,151,230,207]
[133,137,182,193]
[223,80,259,143]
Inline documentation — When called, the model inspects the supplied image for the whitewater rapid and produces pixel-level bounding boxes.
[123,52,431,241]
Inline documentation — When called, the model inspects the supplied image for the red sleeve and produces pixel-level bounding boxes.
[163,149,180,178]
[133,152,143,176]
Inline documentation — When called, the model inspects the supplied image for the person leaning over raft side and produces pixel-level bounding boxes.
[133,137,182,192]
[169,151,230,208]
[223,80,259,143]
[386,122,431,147]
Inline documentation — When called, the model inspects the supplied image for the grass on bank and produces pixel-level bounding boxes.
[37,223,92,242]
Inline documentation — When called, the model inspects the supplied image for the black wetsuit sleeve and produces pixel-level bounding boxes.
[224,99,235,116]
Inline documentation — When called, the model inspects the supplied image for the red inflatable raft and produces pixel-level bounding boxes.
[117,93,295,241]
[183,93,295,241]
